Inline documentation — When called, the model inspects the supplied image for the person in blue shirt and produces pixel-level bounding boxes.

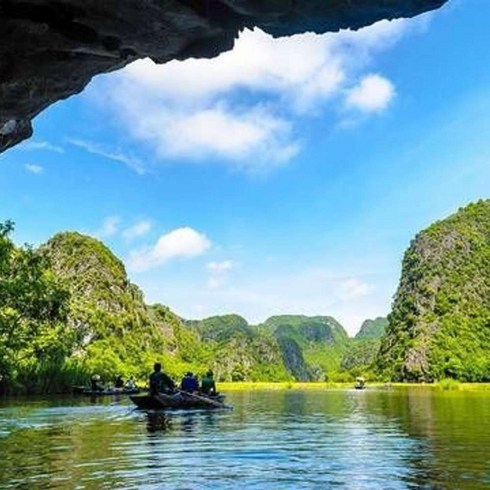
[180,372,199,393]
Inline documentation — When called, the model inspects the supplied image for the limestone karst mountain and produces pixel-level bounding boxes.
[377,200,490,382]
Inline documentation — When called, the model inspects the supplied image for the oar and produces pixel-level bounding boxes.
[175,389,225,408]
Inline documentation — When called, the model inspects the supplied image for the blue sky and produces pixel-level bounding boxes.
[1,0,490,334]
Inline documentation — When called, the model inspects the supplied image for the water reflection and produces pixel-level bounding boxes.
[0,390,489,489]
[146,411,171,433]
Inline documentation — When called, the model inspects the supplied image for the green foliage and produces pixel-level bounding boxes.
[355,317,388,340]
[437,378,461,391]
[0,223,399,393]
[0,222,71,394]
[335,317,388,379]
[262,315,350,380]
[377,200,490,382]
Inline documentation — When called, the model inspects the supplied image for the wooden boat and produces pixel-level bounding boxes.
[130,391,230,410]
[354,377,366,390]
[72,386,141,396]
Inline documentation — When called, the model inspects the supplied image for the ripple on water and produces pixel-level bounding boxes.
[0,391,489,489]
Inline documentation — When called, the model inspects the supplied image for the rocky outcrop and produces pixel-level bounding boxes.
[376,200,490,382]
[1,0,447,153]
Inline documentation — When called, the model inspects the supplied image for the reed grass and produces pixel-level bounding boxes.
[218,381,490,392]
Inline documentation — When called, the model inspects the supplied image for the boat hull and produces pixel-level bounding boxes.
[130,392,228,410]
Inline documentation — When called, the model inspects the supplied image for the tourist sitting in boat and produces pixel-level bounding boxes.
[149,362,176,395]
[201,370,217,396]
[125,376,136,390]
[91,374,103,392]
[180,372,199,393]
[115,375,124,389]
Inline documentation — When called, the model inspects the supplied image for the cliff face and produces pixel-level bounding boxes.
[41,232,173,378]
[1,0,447,153]
[340,317,387,373]
[183,314,290,381]
[377,201,490,382]
[263,315,349,379]
[38,232,354,381]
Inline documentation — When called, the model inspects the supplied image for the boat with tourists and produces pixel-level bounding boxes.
[131,364,230,409]
[130,390,230,410]
[355,377,366,390]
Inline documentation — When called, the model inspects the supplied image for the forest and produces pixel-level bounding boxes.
[2,199,490,394]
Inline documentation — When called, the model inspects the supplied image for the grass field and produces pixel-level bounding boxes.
[218,381,490,391]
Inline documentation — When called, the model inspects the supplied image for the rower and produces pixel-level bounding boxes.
[201,370,217,396]
[125,376,136,390]
[115,375,124,389]
[91,374,103,392]
[149,363,175,395]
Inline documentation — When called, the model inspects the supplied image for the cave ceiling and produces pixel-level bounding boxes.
[0,0,448,153]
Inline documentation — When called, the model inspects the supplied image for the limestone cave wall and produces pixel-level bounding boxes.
[0,0,447,153]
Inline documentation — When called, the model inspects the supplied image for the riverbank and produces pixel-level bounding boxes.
[219,381,490,391]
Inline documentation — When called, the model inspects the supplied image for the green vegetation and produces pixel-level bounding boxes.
[0,222,73,395]
[261,315,350,381]
[1,225,371,392]
[340,317,388,378]
[356,317,388,340]
[5,199,490,394]
[377,200,490,382]
[0,227,321,393]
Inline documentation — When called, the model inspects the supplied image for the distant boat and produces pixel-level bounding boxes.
[130,391,230,410]
[354,377,366,390]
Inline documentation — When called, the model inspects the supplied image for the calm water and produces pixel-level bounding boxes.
[0,388,489,489]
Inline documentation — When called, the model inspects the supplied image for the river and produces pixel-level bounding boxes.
[0,388,489,489]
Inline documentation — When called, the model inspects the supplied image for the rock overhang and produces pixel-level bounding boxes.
[0,0,448,153]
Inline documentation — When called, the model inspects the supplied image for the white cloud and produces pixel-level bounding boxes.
[19,140,64,153]
[122,220,152,240]
[207,260,233,273]
[121,29,345,110]
[345,74,396,113]
[94,216,121,239]
[68,138,146,174]
[207,277,223,289]
[25,164,44,174]
[128,227,211,272]
[337,277,374,301]
[206,260,234,289]
[94,16,424,172]
[155,106,299,169]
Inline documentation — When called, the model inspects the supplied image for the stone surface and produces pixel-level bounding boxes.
[0,0,447,153]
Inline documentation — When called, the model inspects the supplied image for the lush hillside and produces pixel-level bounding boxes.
[356,317,388,340]
[377,200,490,382]
[0,223,388,393]
[41,232,176,381]
[262,315,350,380]
[41,234,353,385]
[183,314,291,382]
[186,314,254,342]
[340,317,387,376]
